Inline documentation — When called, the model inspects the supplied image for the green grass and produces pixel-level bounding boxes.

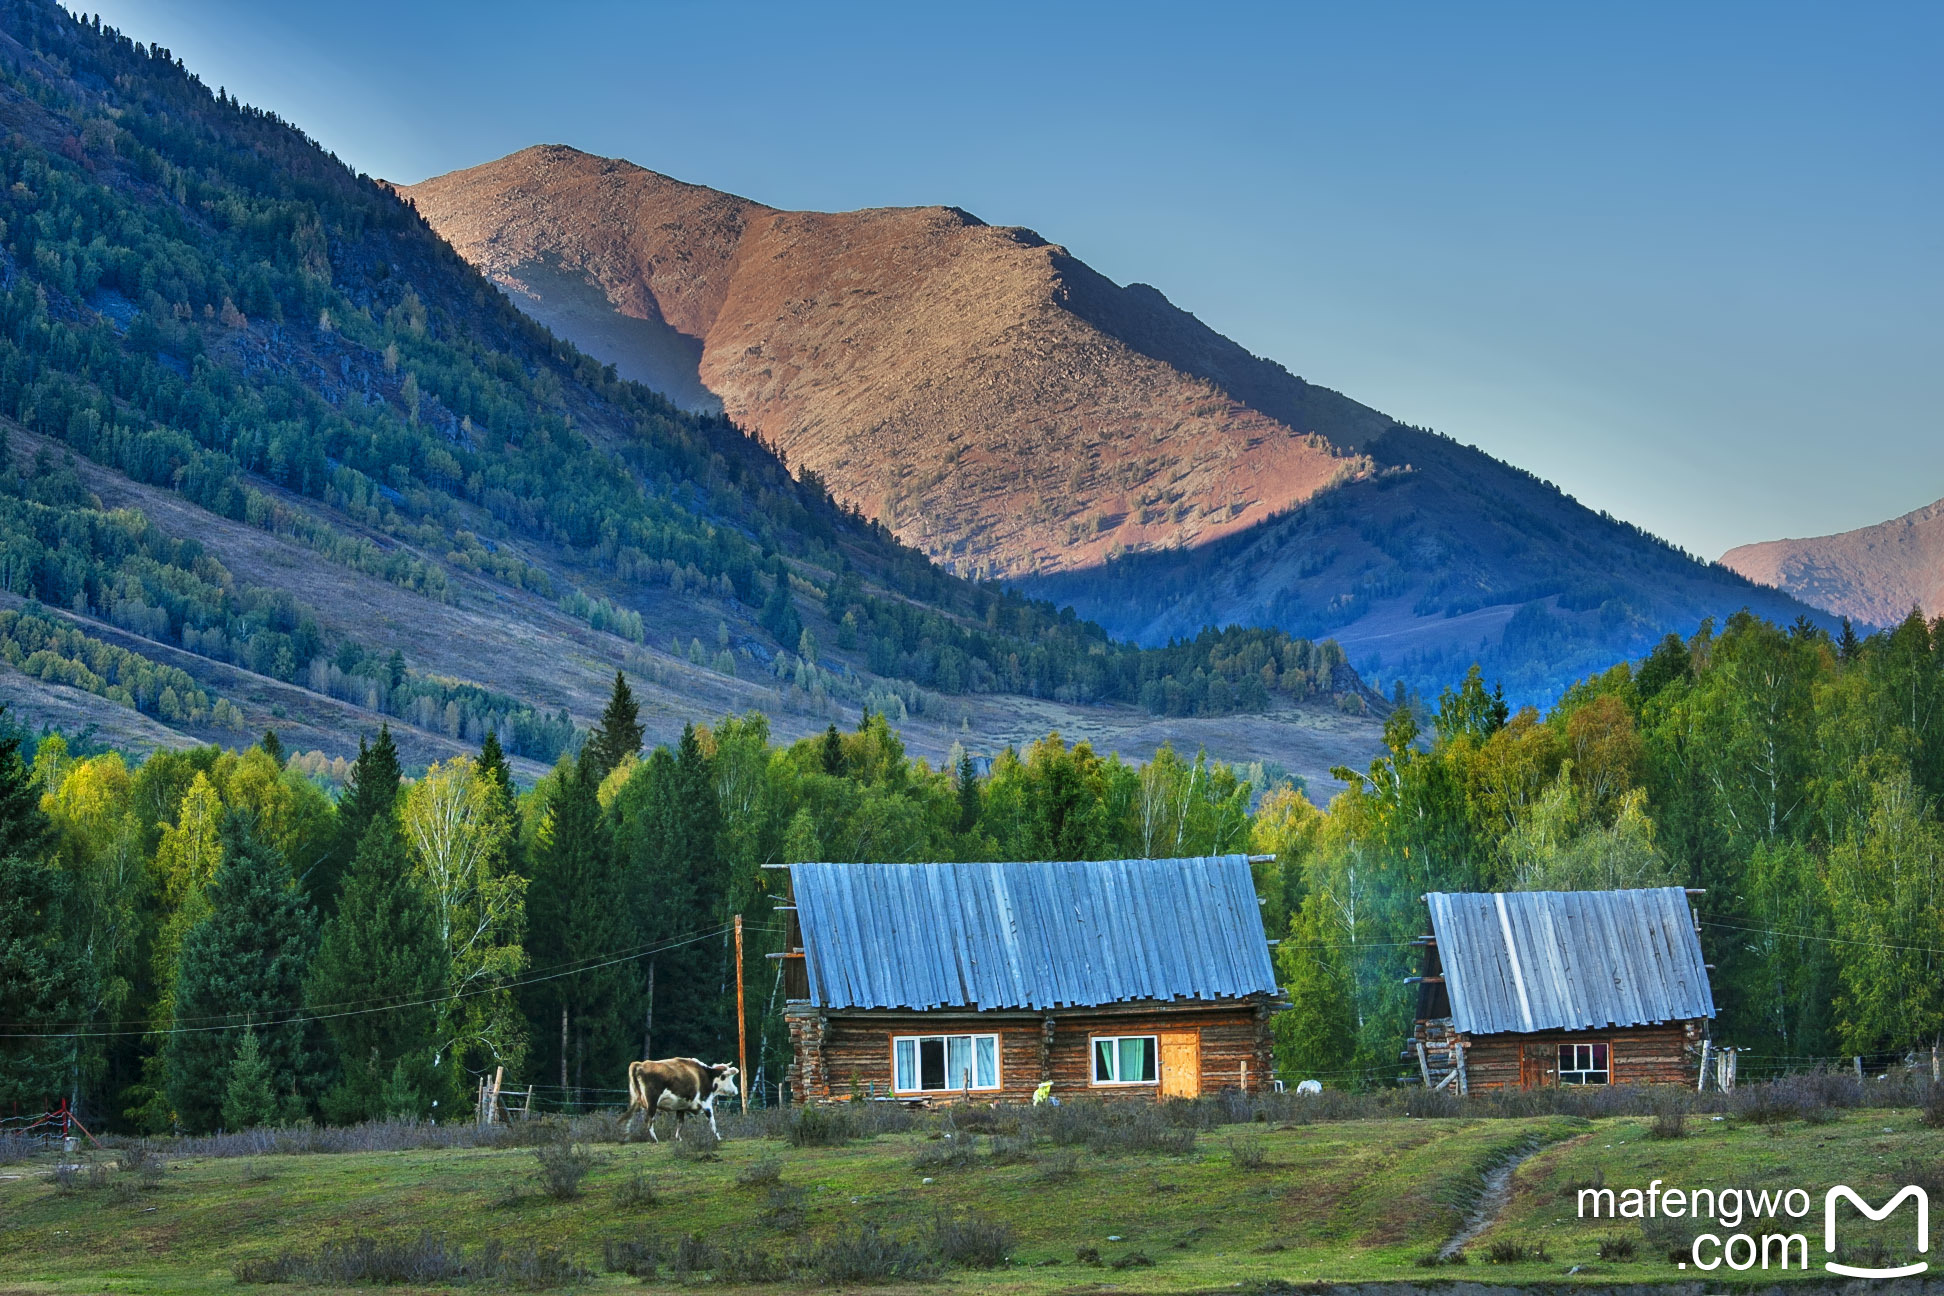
[1,1108,1938,1293]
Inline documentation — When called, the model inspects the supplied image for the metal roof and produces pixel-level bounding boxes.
[789,856,1279,1011]
[1427,887,1715,1035]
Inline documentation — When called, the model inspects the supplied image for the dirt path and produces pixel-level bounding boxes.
[1439,1138,1545,1260]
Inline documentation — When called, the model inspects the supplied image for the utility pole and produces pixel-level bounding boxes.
[735,914,749,1113]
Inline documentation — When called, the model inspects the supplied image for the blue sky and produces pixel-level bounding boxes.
[82,1,1940,558]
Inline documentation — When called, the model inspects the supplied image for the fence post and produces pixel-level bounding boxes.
[1454,1039,1469,1096]
[1854,1055,1864,1081]
[1932,1044,1940,1083]
[1697,1039,1712,1092]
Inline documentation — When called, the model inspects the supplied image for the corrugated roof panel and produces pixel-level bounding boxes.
[1429,887,1715,1035]
[789,856,1280,1011]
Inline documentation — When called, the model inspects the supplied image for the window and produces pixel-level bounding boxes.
[893,1034,999,1093]
[1092,1035,1159,1085]
[1558,1042,1610,1085]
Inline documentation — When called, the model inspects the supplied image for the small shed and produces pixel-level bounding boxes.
[1407,887,1715,1091]
[774,856,1282,1104]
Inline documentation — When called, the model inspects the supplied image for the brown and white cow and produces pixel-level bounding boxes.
[624,1057,739,1142]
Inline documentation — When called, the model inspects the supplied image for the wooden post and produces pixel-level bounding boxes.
[735,914,749,1114]
[1454,1039,1469,1096]
[1415,1041,1432,1087]
[559,1005,569,1098]
[1241,1060,1249,1094]
[1697,1039,1712,1092]
[1854,1055,1865,1081]
[643,960,655,1061]
[1932,1043,1940,1083]
[476,1078,486,1126]
[488,1066,504,1123]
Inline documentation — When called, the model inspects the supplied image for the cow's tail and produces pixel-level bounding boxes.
[625,1062,649,1118]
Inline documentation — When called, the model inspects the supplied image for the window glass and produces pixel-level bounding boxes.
[1093,1035,1159,1083]
[1557,1042,1610,1084]
[946,1035,972,1090]
[1119,1036,1149,1084]
[893,1034,1000,1092]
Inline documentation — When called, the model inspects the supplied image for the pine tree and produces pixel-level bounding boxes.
[476,730,515,806]
[1839,617,1862,662]
[166,813,318,1133]
[523,754,634,1102]
[260,730,284,768]
[307,815,448,1123]
[819,724,845,776]
[584,672,642,782]
[221,1026,278,1130]
[312,726,402,911]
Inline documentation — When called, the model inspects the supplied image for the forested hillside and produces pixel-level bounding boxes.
[1273,608,1944,1084]
[0,0,1379,793]
[8,605,1941,1132]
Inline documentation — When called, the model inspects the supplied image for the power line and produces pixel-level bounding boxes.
[0,922,744,1041]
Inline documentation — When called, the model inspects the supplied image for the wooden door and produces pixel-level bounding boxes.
[1159,1031,1200,1100]
[1520,1043,1553,1089]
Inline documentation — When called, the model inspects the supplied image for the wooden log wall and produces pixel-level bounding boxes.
[1449,1019,1706,1090]
[785,1000,1275,1105]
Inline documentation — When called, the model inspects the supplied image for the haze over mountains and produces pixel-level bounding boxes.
[406,147,1826,700]
[1721,496,1944,627]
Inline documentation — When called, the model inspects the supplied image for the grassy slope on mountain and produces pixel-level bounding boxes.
[0,3,1381,782]
[406,147,1830,705]
[1721,495,1944,627]
[403,146,1385,579]
[1027,427,1828,701]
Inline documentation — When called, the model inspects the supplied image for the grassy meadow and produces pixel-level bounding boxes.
[2,1087,1941,1294]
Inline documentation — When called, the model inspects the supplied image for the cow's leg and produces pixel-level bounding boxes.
[704,1097,722,1140]
[643,1081,663,1143]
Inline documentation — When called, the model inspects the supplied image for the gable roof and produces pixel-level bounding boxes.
[1427,887,1714,1035]
[789,856,1279,1011]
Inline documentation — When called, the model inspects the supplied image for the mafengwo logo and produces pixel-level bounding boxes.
[1578,1179,1929,1276]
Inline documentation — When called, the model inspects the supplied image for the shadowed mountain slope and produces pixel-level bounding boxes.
[1721,496,1944,627]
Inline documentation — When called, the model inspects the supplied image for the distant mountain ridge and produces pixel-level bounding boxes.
[403,146,1390,580]
[404,146,1830,700]
[1721,496,1944,627]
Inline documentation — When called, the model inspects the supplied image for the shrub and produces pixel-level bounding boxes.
[232,1233,590,1286]
[798,1223,936,1285]
[1921,1084,1944,1130]
[931,1209,1014,1269]
[787,1104,856,1147]
[1647,1111,1686,1140]
[670,1125,721,1162]
[1228,1135,1268,1169]
[1036,1150,1080,1182]
[1110,1251,1155,1269]
[1597,1235,1637,1261]
[603,1236,664,1279]
[987,1133,1035,1165]
[1484,1239,1550,1264]
[735,1156,783,1189]
[614,1168,659,1209]
[911,1133,979,1172]
[531,1141,594,1200]
[761,1184,809,1233]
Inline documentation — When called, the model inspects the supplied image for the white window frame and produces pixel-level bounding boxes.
[1090,1034,1160,1086]
[891,1033,1001,1094]
[1557,1041,1610,1085]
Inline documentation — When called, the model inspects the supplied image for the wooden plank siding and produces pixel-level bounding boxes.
[1418,1019,1705,1091]
[786,1000,1275,1105]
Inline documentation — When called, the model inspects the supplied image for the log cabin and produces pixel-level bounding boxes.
[1407,887,1715,1091]
[773,856,1283,1105]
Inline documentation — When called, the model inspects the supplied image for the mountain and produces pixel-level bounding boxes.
[1720,496,1944,628]
[404,147,1829,701]
[402,147,1389,581]
[0,2,1387,791]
